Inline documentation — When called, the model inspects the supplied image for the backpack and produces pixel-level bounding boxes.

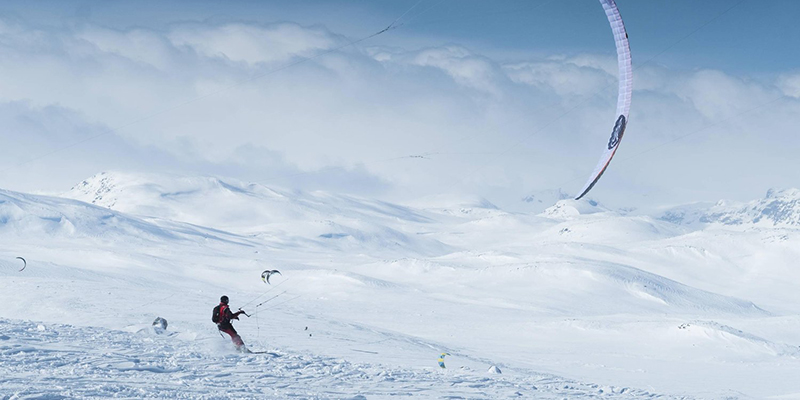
[212,304,231,324]
[212,305,222,323]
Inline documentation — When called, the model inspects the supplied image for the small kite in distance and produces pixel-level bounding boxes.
[438,352,450,369]
[16,257,26,272]
[261,269,281,284]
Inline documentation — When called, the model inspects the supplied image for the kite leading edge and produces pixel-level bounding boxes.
[575,0,633,200]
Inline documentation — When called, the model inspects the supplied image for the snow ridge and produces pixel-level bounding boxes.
[661,188,800,227]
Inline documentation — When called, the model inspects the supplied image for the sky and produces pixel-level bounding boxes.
[0,0,797,211]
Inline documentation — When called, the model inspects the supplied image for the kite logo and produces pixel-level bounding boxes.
[607,115,627,150]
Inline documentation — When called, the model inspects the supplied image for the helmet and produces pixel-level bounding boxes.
[220,295,229,304]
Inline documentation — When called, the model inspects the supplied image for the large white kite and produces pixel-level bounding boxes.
[575,0,632,200]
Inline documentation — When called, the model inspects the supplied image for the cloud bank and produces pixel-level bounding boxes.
[0,14,797,209]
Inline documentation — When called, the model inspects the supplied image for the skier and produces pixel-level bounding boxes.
[212,295,247,350]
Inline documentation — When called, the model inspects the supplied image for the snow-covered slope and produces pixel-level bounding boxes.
[3,173,800,398]
[66,171,451,257]
[67,171,433,228]
[661,188,800,227]
[0,188,178,241]
[521,188,572,213]
[1,318,678,399]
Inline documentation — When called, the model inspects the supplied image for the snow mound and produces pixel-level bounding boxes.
[545,215,684,244]
[541,198,608,219]
[592,262,766,316]
[521,188,572,213]
[676,320,800,357]
[408,193,506,220]
[491,259,767,316]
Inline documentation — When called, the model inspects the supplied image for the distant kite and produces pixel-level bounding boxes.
[152,317,168,331]
[16,257,26,272]
[437,352,450,369]
[261,270,281,284]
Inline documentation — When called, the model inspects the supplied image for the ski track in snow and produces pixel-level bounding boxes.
[0,319,684,399]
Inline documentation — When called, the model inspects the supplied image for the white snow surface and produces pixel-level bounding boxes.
[3,171,800,398]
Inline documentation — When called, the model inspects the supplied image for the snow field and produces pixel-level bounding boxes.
[3,173,800,398]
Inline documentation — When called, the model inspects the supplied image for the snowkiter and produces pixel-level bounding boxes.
[212,295,247,349]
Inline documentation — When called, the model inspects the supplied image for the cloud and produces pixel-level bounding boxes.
[393,45,508,96]
[0,100,391,196]
[777,73,800,98]
[672,70,776,120]
[167,22,339,66]
[504,56,615,98]
[76,26,180,71]
[0,14,797,209]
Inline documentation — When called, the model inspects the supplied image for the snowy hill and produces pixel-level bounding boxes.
[67,171,433,227]
[3,173,800,398]
[65,171,451,257]
[540,198,609,219]
[0,187,228,244]
[660,188,800,227]
[521,188,572,213]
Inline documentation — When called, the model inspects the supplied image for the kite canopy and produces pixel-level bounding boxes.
[261,269,281,284]
[16,257,26,272]
[152,317,168,330]
[575,0,632,200]
[437,352,450,369]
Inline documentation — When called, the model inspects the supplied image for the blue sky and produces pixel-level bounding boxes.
[3,0,796,73]
[0,0,797,210]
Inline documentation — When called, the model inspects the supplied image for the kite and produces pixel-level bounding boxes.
[152,317,168,330]
[575,0,632,200]
[437,352,450,369]
[261,269,281,284]
[16,257,26,272]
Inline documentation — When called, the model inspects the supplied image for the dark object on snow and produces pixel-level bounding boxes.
[153,317,168,330]
[213,296,247,349]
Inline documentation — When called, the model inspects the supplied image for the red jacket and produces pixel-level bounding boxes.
[217,303,244,324]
